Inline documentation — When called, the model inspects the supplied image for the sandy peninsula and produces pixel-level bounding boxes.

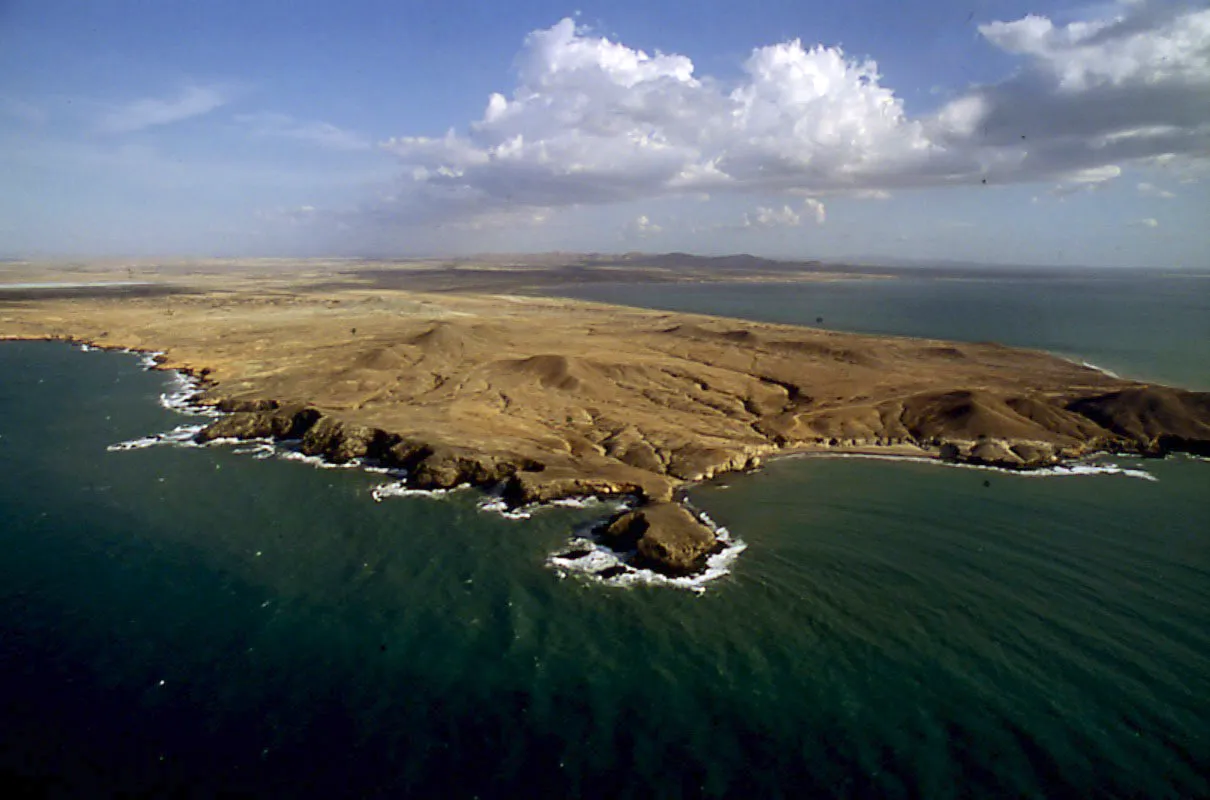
[3,257,1208,576]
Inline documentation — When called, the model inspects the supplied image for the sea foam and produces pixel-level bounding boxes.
[1049,350,1124,380]
[107,423,207,451]
[546,505,746,594]
[1080,360,1122,379]
[475,491,628,521]
[105,351,220,451]
[371,480,465,502]
[799,452,1158,482]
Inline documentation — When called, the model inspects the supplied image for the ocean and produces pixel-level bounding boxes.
[1,272,1207,797]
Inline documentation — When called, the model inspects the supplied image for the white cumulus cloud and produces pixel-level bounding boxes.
[978,7,1210,92]
[743,205,801,229]
[735,196,832,228]
[364,3,1209,229]
[625,214,663,237]
[740,197,825,229]
[933,3,1210,181]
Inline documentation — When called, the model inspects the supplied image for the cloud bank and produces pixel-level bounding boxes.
[370,1,1209,228]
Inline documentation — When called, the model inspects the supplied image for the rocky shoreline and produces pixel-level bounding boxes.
[14,335,713,578]
[189,398,717,574]
[185,378,1209,579]
[6,296,1210,582]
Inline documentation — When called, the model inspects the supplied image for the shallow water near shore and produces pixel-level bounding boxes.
[2,271,1209,797]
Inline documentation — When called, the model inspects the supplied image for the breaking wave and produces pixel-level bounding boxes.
[800,452,1158,482]
[107,423,207,452]
[371,481,466,502]
[546,506,747,594]
[475,491,628,521]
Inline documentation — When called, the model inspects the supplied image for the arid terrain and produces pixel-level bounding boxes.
[3,257,1208,576]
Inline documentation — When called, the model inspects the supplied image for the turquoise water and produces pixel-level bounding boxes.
[1,273,1208,797]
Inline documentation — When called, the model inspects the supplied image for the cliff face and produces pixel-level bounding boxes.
[194,406,649,504]
[185,382,1210,576]
[5,284,1209,578]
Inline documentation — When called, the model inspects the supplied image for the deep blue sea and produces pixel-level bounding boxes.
[1,272,1207,797]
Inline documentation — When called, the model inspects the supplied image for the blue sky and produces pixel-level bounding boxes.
[1,0,1207,267]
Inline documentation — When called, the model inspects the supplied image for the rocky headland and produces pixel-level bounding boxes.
[3,262,1208,578]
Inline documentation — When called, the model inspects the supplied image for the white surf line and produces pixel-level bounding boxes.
[98,346,392,474]
[1080,361,1122,379]
[787,450,1158,481]
[106,423,208,452]
[86,344,216,417]
[159,374,222,417]
[94,344,442,494]
[101,347,221,451]
[476,493,539,520]
[474,490,630,521]
[545,502,747,594]
[230,442,277,459]
[1076,359,1122,379]
[370,481,467,503]
[1047,349,1124,380]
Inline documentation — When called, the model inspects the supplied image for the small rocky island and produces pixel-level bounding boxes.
[3,259,1208,577]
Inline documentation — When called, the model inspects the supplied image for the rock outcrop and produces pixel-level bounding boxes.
[300,417,396,464]
[196,411,543,487]
[194,405,319,442]
[598,503,722,576]
[409,446,530,490]
[192,406,717,575]
[502,469,644,506]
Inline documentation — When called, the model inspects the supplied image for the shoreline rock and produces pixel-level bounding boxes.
[597,503,724,576]
[181,384,1210,578]
[9,332,1210,581]
[188,402,717,575]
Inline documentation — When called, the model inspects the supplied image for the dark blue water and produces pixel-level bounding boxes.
[2,273,1208,797]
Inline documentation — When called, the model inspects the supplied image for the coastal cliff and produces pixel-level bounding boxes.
[183,380,1210,576]
[4,276,1209,577]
